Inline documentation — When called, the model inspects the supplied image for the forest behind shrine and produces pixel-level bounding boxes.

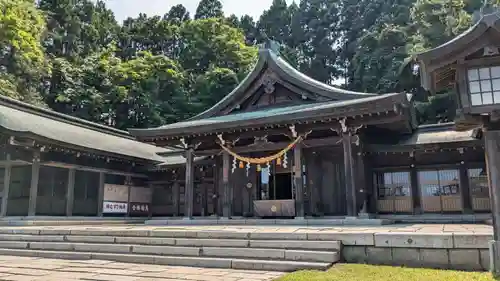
[1,0,495,130]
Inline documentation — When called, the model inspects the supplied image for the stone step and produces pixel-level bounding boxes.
[0,228,346,242]
[0,241,339,263]
[0,234,342,251]
[0,248,332,272]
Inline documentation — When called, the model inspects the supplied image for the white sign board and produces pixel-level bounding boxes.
[104,184,128,202]
[103,201,128,214]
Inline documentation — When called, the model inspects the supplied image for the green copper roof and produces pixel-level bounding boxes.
[129,92,411,138]
[0,96,179,163]
[191,48,377,120]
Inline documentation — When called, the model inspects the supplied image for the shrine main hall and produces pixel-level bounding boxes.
[0,42,490,222]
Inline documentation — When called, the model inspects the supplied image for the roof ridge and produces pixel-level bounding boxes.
[0,95,134,139]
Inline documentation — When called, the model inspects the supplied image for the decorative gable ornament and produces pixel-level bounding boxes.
[262,75,277,94]
[483,46,500,56]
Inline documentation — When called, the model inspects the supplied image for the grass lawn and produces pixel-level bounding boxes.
[275,264,496,281]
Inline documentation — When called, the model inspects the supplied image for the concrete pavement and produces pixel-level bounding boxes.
[0,256,284,281]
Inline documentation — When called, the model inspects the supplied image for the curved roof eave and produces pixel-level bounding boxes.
[128,92,409,138]
[267,51,376,99]
[416,12,500,63]
[189,49,270,121]
[191,48,378,120]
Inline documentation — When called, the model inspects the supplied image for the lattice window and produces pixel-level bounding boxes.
[418,169,460,196]
[467,66,500,106]
[375,171,411,199]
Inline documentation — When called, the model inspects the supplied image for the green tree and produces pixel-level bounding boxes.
[190,68,239,112]
[411,0,472,50]
[0,0,49,105]
[257,0,293,43]
[291,0,341,83]
[111,52,188,128]
[178,18,257,75]
[163,4,190,24]
[195,0,224,20]
[38,0,118,60]
[239,15,258,45]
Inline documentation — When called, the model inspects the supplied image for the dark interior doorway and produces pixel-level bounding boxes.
[269,172,292,200]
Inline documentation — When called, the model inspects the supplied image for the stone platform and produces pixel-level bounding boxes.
[0,223,492,272]
[145,217,392,226]
[0,216,146,226]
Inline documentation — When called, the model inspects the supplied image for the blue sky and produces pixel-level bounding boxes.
[102,0,296,23]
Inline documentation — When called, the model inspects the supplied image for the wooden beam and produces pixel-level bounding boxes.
[0,160,32,167]
[149,111,405,143]
[194,136,342,156]
[40,161,148,178]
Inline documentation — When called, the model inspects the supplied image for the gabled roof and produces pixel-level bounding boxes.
[191,46,376,120]
[0,96,176,163]
[130,45,411,139]
[416,11,500,91]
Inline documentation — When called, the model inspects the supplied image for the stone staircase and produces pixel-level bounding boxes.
[0,227,341,272]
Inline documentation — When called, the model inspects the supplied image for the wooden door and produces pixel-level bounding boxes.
[468,168,490,212]
[375,171,413,213]
[418,169,462,213]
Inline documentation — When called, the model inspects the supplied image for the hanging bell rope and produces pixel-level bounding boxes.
[218,136,303,165]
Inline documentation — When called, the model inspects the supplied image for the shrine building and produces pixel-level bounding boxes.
[0,31,492,221]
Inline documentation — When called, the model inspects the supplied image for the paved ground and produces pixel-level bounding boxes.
[0,256,284,281]
[4,223,491,234]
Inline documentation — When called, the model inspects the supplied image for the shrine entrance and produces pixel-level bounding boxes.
[254,161,296,218]
[269,171,292,200]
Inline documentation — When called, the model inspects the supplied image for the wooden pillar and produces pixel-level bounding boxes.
[342,133,357,217]
[310,153,322,216]
[294,142,305,218]
[65,168,76,216]
[213,158,222,216]
[201,170,208,217]
[126,175,131,217]
[355,149,368,214]
[28,151,40,216]
[184,147,194,219]
[410,165,422,214]
[1,153,11,217]
[148,183,154,219]
[222,150,231,218]
[459,164,473,214]
[172,181,180,216]
[97,172,105,216]
[484,130,500,275]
